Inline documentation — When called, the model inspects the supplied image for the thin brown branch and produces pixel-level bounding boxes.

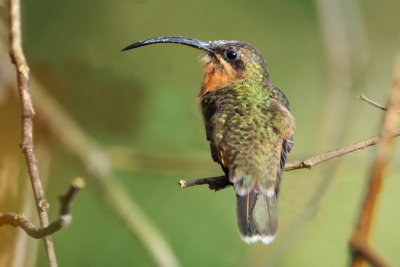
[8,0,57,265]
[0,178,85,238]
[178,127,400,190]
[11,143,52,267]
[358,93,387,111]
[178,175,230,190]
[350,50,400,267]
[349,240,389,267]
[284,128,400,171]
[0,16,180,267]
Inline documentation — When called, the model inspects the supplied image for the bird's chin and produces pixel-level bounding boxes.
[199,54,213,64]
[200,53,221,66]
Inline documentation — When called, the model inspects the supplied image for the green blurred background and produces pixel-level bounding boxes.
[1,0,400,266]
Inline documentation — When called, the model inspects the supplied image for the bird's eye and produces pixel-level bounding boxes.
[225,49,239,60]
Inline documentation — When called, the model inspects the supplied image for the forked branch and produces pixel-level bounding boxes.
[0,178,85,238]
[349,239,388,267]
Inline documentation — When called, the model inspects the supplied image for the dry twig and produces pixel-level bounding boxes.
[350,51,400,267]
[2,12,180,264]
[359,93,387,111]
[7,0,57,265]
[0,178,85,238]
[178,127,400,190]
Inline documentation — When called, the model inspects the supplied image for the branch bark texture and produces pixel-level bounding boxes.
[8,0,57,265]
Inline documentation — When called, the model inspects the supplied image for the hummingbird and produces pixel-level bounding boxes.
[122,37,294,245]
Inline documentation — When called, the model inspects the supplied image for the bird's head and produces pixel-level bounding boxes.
[122,36,270,97]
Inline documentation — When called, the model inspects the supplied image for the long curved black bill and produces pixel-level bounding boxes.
[121,36,214,53]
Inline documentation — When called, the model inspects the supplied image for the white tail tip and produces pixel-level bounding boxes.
[241,234,276,245]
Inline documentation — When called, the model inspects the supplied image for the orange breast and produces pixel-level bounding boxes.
[199,54,240,98]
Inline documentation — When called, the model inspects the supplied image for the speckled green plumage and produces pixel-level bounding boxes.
[200,52,294,242]
[201,81,293,192]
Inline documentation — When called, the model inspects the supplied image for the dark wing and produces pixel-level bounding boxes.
[200,91,226,170]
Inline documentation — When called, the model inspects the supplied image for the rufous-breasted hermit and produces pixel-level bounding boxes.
[122,37,294,244]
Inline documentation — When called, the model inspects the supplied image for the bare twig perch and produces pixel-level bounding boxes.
[179,126,400,190]
[8,0,57,265]
[350,51,400,267]
[0,178,85,238]
[179,175,230,191]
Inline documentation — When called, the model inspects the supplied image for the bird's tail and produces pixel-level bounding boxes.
[236,186,278,245]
